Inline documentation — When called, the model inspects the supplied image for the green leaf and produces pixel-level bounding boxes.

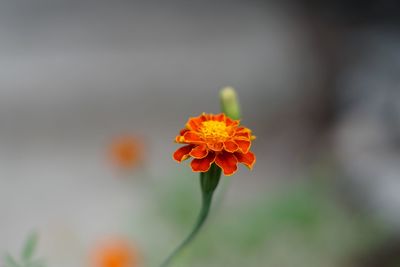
[4,253,20,267]
[21,232,38,262]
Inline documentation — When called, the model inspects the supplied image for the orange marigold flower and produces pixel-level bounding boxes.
[173,113,256,176]
[90,238,139,267]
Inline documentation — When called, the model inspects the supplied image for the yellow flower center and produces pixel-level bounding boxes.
[199,121,230,141]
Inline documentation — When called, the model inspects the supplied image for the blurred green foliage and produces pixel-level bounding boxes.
[3,232,46,267]
[146,170,387,267]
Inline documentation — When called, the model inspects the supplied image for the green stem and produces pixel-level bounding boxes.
[160,192,211,267]
[160,164,221,267]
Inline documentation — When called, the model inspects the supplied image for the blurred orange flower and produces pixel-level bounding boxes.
[90,239,139,267]
[173,113,256,176]
[110,136,143,169]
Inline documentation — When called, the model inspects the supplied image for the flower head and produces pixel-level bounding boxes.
[173,113,256,176]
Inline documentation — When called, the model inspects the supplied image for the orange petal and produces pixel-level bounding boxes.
[235,128,251,139]
[183,131,204,144]
[223,140,239,152]
[191,152,216,172]
[207,142,224,151]
[189,144,209,159]
[186,117,203,131]
[175,129,190,143]
[173,145,193,162]
[201,113,212,121]
[215,151,238,176]
[225,117,240,127]
[180,128,189,135]
[212,113,225,122]
[235,151,256,169]
[175,135,185,143]
[235,139,251,153]
[236,127,251,133]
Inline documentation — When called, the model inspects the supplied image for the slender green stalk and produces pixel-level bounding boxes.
[160,164,221,267]
[159,191,211,267]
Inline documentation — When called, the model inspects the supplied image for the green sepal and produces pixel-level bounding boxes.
[200,163,221,195]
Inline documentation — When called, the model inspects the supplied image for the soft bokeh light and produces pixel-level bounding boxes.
[90,238,139,267]
[109,136,144,170]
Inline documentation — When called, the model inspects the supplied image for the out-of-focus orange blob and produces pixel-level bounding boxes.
[110,136,143,169]
[90,239,139,267]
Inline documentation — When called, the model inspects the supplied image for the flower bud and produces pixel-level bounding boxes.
[220,86,241,120]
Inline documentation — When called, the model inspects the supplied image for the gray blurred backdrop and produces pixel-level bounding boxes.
[1,1,400,267]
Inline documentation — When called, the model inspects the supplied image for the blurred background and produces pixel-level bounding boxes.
[1,0,400,266]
